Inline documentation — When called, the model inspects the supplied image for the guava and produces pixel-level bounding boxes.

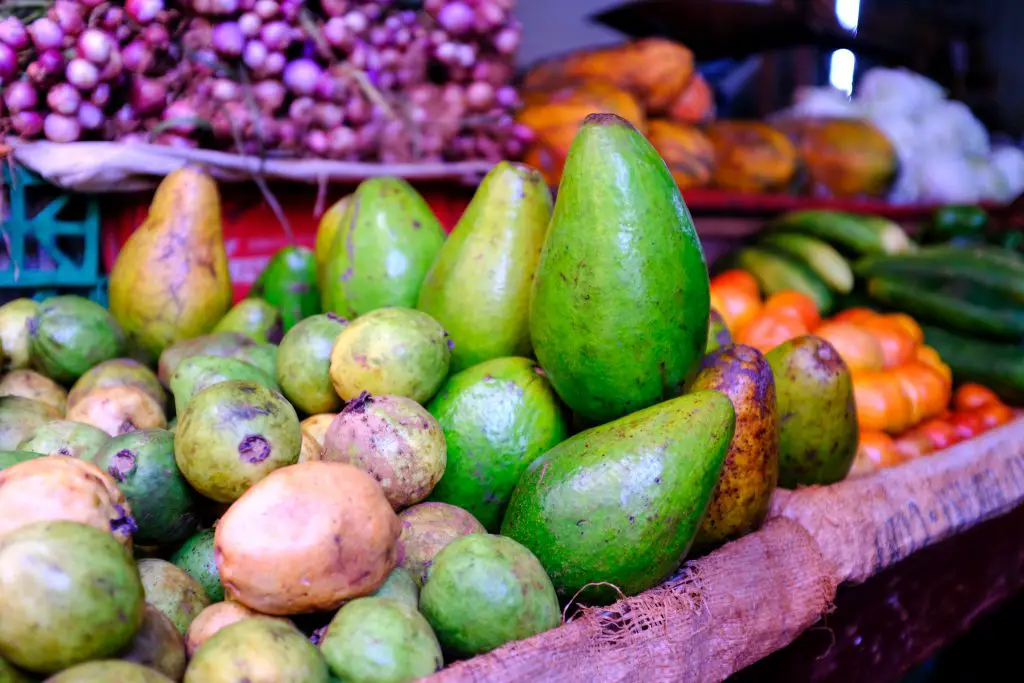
[65,386,167,437]
[397,502,486,586]
[17,420,109,460]
[138,559,212,635]
[68,359,167,413]
[170,528,223,602]
[0,370,67,415]
[0,298,38,371]
[117,604,187,681]
[157,332,258,385]
[0,396,60,450]
[28,296,126,384]
[183,618,329,683]
[370,567,419,609]
[170,354,279,415]
[277,314,348,415]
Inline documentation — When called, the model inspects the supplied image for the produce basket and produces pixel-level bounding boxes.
[419,416,1024,683]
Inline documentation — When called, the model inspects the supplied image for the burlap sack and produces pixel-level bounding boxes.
[424,417,1024,683]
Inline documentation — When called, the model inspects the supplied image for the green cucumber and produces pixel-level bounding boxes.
[866,277,1024,341]
[922,325,1024,403]
[758,232,854,294]
[733,247,834,314]
[768,210,913,256]
[856,245,1024,303]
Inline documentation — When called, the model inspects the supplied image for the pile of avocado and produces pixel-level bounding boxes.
[0,113,860,683]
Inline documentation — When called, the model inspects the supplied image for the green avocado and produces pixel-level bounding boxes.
[417,162,552,372]
[426,357,569,532]
[29,296,127,385]
[91,429,199,546]
[170,355,279,415]
[169,529,223,603]
[321,177,446,319]
[250,246,320,333]
[766,335,858,488]
[212,299,283,345]
[501,390,734,603]
[529,114,710,423]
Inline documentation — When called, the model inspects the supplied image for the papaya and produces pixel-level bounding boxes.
[417,162,553,371]
[522,38,694,114]
[667,73,716,124]
[705,121,799,193]
[321,178,446,319]
[249,246,319,333]
[776,118,897,198]
[688,344,779,547]
[518,81,646,187]
[766,335,859,487]
[646,119,716,190]
[501,390,734,603]
[530,113,710,423]
[109,167,233,362]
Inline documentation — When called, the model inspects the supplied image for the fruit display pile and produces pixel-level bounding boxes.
[0,1,527,162]
[711,206,1021,478]
[0,112,1016,683]
[518,39,1024,205]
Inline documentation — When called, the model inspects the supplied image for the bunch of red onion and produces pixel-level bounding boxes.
[1,0,528,163]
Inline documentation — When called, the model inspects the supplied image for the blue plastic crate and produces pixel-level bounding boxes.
[1,164,102,290]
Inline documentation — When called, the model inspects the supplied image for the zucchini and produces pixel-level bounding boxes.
[757,233,854,294]
[922,325,1024,403]
[866,276,1024,341]
[732,247,834,314]
[768,210,914,257]
[856,245,1024,303]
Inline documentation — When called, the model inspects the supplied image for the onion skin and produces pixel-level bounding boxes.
[66,59,100,91]
[0,17,29,50]
[44,113,82,142]
[28,18,63,52]
[4,81,38,113]
[47,83,82,116]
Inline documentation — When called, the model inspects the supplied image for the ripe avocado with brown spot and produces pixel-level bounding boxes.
[688,344,779,547]
[766,335,858,487]
[501,390,734,603]
[529,113,710,423]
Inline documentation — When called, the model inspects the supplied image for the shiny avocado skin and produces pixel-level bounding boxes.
[321,177,446,319]
[529,114,710,423]
[426,357,569,532]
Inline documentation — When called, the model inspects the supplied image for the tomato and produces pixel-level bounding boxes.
[973,402,1014,430]
[763,290,821,330]
[894,430,936,460]
[882,313,924,345]
[952,383,1001,412]
[831,307,877,325]
[849,430,904,478]
[915,346,952,390]
[852,370,914,434]
[736,309,808,354]
[912,419,961,451]
[892,362,952,424]
[710,285,762,335]
[710,269,760,299]
[948,411,986,440]
[857,317,918,369]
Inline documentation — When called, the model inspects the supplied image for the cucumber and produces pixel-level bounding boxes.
[856,245,1024,303]
[768,210,914,257]
[922,325,1024,403]
[866,276,1024,341]
[758,232,854,294]
[733,247,834,314]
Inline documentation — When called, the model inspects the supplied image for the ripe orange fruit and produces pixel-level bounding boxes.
[914,418,961,451]
[857,317,918,369]
[852,370,914,434]
[952,383,1001,412]
[915,346,952,389]
[710,285,762,335]
[832,307,877,325]
[948,411,986,440]
[736,309,808,354]
[849,430,904,478]
[763,290,821,330]
[973,402,1014,430]
[894,430,936,460]
[882,313,924,345]
[892,361,952,425]
[813,321,885,373]
[710,269,760,299]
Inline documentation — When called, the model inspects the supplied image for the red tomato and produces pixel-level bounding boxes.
[914,419,961,451]
[948,411,986,440]
[974,403,1015,430]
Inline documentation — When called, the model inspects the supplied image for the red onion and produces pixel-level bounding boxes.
[283,58,321,96]
[12,111,44,137]
[211,78,240,101]
[465,82,494,111]
[252,79,286,111]
[314,71,345,102]
[0,17,28,50]
[99,50,123,82]
[260,51,285,76]
[47,83,82,115]
[0,44,14,81]
[91,83,111,107]
[328,127,356,156]
[199,0,240,15]
[143,24,170,49]
[28,18,63,52]
[322,0,351,17]
[78,102,104,130]
[113,104,140,133]
[44,113,81,142]
[78,29,115,65]
[212,22,245,57]
[239,13,262,38]
[437,3,474,36]
[493,27,520,55]
[323,17,349,48]
[254,0,280,19]
[131,77,167,115]
[118,132,147,144]
[343,11,368,33]
[100,7,125,31]
[495,85,518,108]
[306,129,328,155]
[125,0,165,24]
[243,40,268,69]
[4,81,38,113]
[78,0,106,8]
[345,97,371,125]
[163,100,201,133]
[288,97,315,125]
[66,59,100,91]
[260,21,291,51]
[122,40,154,74]
[314,102,343,128]
[155,133,198,149]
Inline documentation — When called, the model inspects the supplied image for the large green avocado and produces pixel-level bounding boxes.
[500,390,734,603]
[529,113,710,423]
[417,163,552,372]
[426,357,569,531]
[321,177,446,318]
[29,296,127,385]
